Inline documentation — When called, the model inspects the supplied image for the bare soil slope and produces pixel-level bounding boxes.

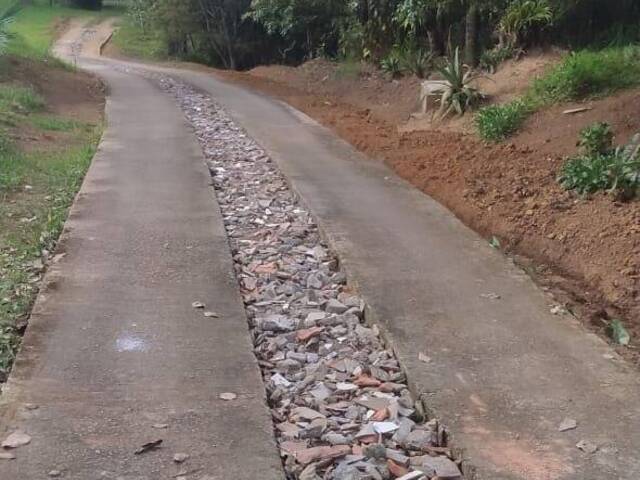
[216,59,640,364]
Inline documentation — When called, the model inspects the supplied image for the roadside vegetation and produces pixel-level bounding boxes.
[113,1,640,71]
[112,1,640,136]
[559,122,640,200]
[476,45,640,141]
[109,11,165,60]
[0,0,104,381]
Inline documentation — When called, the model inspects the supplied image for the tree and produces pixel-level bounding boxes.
[194,0,252,70]
[69,0,103,10]
[464,0,478,65]
[128,0,154,34]
[247,0,348,61]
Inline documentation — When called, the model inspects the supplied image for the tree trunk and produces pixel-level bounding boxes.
[464,1,478,67]
[431,5,447,56]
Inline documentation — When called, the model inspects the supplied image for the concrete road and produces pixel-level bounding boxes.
[163,52,640,480]
[0,23,283,480]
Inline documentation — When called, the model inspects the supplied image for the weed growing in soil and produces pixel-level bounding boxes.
[475,98,532,141]
[578,121,613,155]
[559,122,640,199]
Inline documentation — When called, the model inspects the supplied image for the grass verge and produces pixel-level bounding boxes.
[476,45,640,141]
[0,1,106,380]
[0,119,101,380]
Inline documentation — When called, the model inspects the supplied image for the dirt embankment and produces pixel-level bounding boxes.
[3,55,104,152]
[216,57,640,363]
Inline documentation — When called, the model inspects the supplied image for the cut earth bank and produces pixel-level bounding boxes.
[203,57,640,366]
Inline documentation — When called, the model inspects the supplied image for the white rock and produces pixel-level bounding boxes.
[2,431,31,449]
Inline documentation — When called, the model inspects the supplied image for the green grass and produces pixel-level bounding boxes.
[0,127,102,376]
[110,15,167,60]
[29,115,85,132]
[476,45,640,142]
[6,0,124,59]
[475,99,534,142]
[0,84,45,113]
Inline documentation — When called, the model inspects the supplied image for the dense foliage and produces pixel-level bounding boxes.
[122,0,640,70]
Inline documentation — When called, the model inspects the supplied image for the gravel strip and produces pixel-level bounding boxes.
[151,74,463,480]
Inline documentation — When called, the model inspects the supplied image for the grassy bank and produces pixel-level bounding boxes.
[476,45,640,141]
[0,2,104,380]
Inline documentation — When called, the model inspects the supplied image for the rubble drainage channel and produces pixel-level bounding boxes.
[149,72,464,480]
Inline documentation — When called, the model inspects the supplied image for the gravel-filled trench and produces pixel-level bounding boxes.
[150,74,464,480]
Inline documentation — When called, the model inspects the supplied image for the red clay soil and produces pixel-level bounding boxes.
[216,62,640,364]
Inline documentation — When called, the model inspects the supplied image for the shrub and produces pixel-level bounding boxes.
[399,47,432,79]
[475,100,532,141]
[578,121,613,155]
[560,153,615,194]
[559,125,640,199]
[380,54,402,78]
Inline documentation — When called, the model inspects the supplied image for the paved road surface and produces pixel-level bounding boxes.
[164,43,640,480]
[0,21,283,480]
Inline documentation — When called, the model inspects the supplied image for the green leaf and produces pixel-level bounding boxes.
[489,236,501,249]
[610,319,630,346]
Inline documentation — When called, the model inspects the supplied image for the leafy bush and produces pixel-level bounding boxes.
[559,124,640,199]
[533,47,640,102]
[380,54,402,77]
[399,47,432,79]
[578,121,613,155]
[475,99,532,141]
[436,47,483,117]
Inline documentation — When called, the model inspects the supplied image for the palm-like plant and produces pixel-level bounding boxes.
[436,47,483,117]
[0,2,20,56]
